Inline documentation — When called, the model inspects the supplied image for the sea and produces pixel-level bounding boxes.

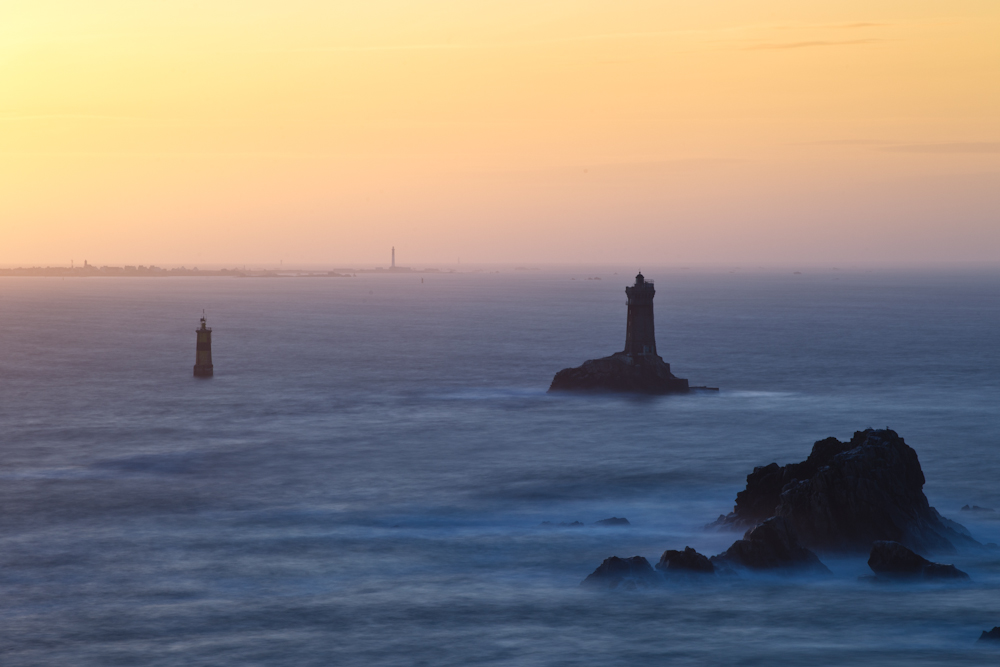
[1,268,999,666]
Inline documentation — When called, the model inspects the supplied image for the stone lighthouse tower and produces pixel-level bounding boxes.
[624,272,657,357]
[193,314,214,378]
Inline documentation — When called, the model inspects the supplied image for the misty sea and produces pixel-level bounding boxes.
[1,269,999,666]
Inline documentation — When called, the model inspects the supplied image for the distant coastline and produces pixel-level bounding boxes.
[0,265,453,278]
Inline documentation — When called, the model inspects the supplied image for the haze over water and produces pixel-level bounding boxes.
[1,269,1000,665]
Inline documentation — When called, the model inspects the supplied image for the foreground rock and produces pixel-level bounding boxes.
[656,547,714,575]
[581,556,658,589]
[712,429,978,554]
[711,517,830,574]
[979,627,1000,643]
[585,524,824,590]
[867,541,970,581]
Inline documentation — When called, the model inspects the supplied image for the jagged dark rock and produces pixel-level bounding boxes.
[710,517,830,574]
[594,517,630,526]
[581,556,658,589]
[979,627,1000,643]
[656,546,714,575]
[712,429,979,554]
[867,541,970,581]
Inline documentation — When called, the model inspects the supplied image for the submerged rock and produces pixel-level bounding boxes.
[656,546,714,575]
[961,504,995,513]
[581,556,658,589]
[710,517,830,574]
[712,429,978,554]
[867,541,970,581]
[594,517,630,526]
[539,521,585,528]
[979,627,1000,643]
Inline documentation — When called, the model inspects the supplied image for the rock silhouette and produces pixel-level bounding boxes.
[594,517,630,526]
[713,429,978,554]
[581,556,658,589]
[656,547,714,575]
[961,504,995,513]
[711,517,830,574]
[584,522,826,588]
[979,627,1000,643]
[867,541,970,581]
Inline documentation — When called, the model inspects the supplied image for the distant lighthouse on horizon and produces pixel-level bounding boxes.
[382,246,410,272]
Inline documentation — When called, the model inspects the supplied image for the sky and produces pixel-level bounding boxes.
[1,0,998,268]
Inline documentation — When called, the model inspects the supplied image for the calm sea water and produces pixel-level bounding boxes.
[1,269,999,666]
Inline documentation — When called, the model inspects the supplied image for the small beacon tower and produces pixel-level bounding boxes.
[193,314,214,378]
[624,272,657,357]
[391,246,395,269]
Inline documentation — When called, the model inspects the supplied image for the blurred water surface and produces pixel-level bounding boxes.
[1,269,999,666]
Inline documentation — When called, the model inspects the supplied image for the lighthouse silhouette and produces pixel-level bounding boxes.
[193,313,214,378]
[624,272,657,356]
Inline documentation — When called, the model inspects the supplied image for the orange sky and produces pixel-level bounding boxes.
[1,0,998,267]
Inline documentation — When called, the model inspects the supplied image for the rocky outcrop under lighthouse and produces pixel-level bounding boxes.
[548,351,689,394]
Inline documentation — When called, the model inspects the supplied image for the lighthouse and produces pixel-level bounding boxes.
[548,271,713,393]
[624,272,657,356]
[193,314,214,378]
[547,271,702,393]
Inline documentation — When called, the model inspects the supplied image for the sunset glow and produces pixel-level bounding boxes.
[2,0,998,266]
